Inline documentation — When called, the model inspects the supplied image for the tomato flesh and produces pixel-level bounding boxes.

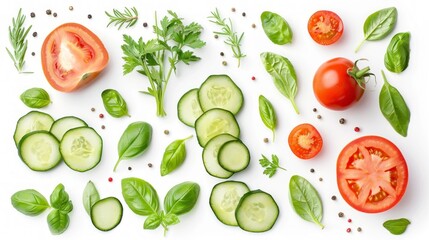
[42,23,109,92]
[288,123,323,159]
[337,136,408,213]
[308,10,343,45]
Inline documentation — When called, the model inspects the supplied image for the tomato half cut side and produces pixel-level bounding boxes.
[308,10,344,45]
[288,123,323,159]
[41,23,109,92]
[337,136,408,213]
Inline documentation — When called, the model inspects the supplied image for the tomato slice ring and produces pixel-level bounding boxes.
[308,10,344,45]
[337,136,408,213]
[288,123,323,159]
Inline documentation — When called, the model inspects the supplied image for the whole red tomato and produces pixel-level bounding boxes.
[313,58,372,110]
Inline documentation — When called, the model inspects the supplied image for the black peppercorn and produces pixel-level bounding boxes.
[87,14,92,19]
[339,118,346,124]
[32,32,37,37]
[143,22,148,27]
[46,9,52,15]
[30,12,35,18]
[338,212,344,217]
[331,195,337,200]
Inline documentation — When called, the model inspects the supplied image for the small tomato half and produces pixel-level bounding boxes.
[308,10,344,45]
[41,23,109,92]
[288,123,323,159]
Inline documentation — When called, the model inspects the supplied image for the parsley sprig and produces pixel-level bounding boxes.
[105,7,139,30]
[259,154,286,178]
[208,8,245,67]
[6,8,32,73]
[121,11,205,117]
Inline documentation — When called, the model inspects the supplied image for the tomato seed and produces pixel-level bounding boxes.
[346,228,351,233]
[354,127,360,132]
[108,177,113,182]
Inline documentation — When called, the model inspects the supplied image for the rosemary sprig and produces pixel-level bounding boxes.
[208,8,245,67]
[6,8,32,73]
[105,7,139,30]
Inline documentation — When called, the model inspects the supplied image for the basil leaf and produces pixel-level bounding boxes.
[143,213,162,230]
[379,71,410,137]
[384,32,411,73]
[47,209,70,235]
[50,184,72,212]
[162,213,180,226]
[164,181,200,216]
[82,181,100,215]
[114,121,152,171]
[11,189,50,216]
[101,89,130,118]
[160,135,192,176]
[261,11,292,45]
[121,177,159,216]
[289,175,324,228]
[356,7,397,52]
[20,87,51,108]
[383,218,411,235]
[260,52,299,114]
[258,95,277,141]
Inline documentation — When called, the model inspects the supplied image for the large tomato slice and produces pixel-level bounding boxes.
[288,123,323,159]
[337,136,408,213]
[41,23,109,92]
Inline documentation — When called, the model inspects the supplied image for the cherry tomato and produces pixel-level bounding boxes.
[337,136,408,213]
[313,58,371,110]
[308,10,344,45]
[41,23,109,92]
[288,123,323,159]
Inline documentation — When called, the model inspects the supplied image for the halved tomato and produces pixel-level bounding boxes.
[337,136,408,213]
[41,23,109,92]
[308,10,343,45]
[288,123,323,159]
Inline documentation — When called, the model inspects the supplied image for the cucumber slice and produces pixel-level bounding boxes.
[91,197,123,231]
[50,116,88,141]
[18,131,61,171]
[202,134,236,179]
[195,108,240,147]
[14,111,54,146]
[60,127,102,172]
[209,181,250,226]
[177,88,204,127]
[198,75,244,114]
[235,190,279,233]
[218,140,250,173]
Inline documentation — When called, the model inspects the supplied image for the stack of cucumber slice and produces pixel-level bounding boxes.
[178,75,250,178]
[14,111,102,172]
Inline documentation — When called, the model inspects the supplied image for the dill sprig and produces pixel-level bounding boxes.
[105,7,139,30]
[6,8,32,73]
[208,8,245,67]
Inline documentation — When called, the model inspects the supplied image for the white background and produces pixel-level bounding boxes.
[1,0,428,239]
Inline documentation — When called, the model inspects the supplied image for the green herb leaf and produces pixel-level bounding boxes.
[162,213,180,226]
[20,88,51,108]
[50,184,73,213]
[258,95,277,141]
[355,7,397,52]
[164,182,200,215]
[289,175,324,228]
[383,218,411,235]
[384,32,411,73]
[6,8,32,73]
[259,154,286,178]
[143,213,162,229]
[47,209,70,235]
[261,11,293,45]
[260,52,299,114]
[160,135,192,176]
[11,189,50,216]
[82,181,100,216]
[114,121,152,171]
[105,7,138,30]
[121,177,159,216]
[379,71,410,137]
[101,89,130,118]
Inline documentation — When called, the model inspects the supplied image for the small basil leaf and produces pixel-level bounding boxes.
[50,184,70,210]
[11,189,50,216]
[164,181,200,216]
[47,209,70,235]
[160,135,192,176]
[379,71,410,137]
[384,32,411,73]
[143,213,162,230]
[20,88,51,109]
[82,181,100,215]
[383,218,410,235]
[258,95,277,141]
[261,11,293,45]
[101,89,130,118]
[114,121,152,171]
[289,175,324,228]
[356,7,397,52]
[162,213,180,226]
[260,52,299,114]
[121,177,159,216]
